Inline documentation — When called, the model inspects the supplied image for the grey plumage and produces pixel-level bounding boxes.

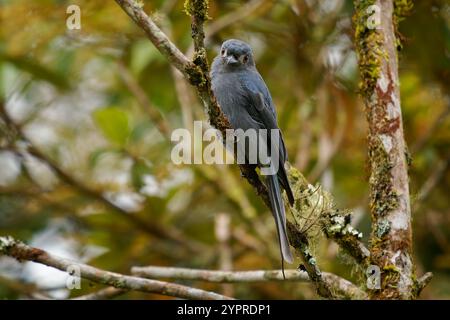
[211,39,295,264]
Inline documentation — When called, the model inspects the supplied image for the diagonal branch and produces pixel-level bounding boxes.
[0,236,232,300]
[115,0,192,75]
[113,0,369,298]
[114,0,266,199]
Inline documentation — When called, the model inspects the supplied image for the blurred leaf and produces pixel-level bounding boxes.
[0,53,70,90]
[92,107,130,146]
[130,40,164,76]
[130,120,154,142]
[131,161,151,190]
[89,148,121,168]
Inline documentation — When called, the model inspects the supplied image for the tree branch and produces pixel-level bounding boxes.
[131,266,366,299]
[415,272,433,297]
[0,236,232,300]
[114,0,194,76]
[287,222,334,298]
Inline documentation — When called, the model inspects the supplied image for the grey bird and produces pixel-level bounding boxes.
[211,39,295,264]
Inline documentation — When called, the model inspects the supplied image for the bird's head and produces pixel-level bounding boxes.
[217,39,255,69]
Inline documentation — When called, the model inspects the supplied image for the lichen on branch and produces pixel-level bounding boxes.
[353,0,384,96]
[287,167,369,267]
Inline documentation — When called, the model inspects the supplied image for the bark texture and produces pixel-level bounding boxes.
[354,0,415,299]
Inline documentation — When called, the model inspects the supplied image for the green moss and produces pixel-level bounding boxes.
[393,0,413,51]
[193,47,209,73]
[184,63,205,86]
[368,137,399,219]
[381,265,401,294]
[287,167,309,189]
[368,138,399,285]
[382,264,400,275]
[353,0,384,95]
[184,0,210,21]
[393,0,413,23]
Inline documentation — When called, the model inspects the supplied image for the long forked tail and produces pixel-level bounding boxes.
[266,174,294,264]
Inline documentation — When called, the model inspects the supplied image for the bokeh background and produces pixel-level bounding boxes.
[0,0,449,299]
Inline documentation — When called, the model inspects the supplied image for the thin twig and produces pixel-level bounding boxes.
[413,155,450,212]
[415,272,433,297]
[0,275,51,299]
[411,105,450,154]
[215,213,234,296]
[72,287,128,300]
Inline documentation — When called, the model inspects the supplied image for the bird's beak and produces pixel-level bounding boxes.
[226,55,239,65]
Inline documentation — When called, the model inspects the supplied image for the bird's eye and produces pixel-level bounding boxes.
[241,55,249,64]
[221,49,226,57]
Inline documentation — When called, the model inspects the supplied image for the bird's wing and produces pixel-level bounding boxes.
[240,71,277,119]
[239,71,287,159]
[239,70,295,205]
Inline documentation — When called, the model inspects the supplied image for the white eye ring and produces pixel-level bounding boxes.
[221,49,227,57]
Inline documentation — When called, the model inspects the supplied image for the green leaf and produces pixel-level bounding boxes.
[93,107,130,146]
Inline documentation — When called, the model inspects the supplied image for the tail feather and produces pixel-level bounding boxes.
[267,174,294,264]
[278,162,295,206]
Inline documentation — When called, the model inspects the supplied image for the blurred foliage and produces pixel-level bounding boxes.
[0,0,449,299]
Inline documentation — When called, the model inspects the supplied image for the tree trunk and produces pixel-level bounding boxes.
[354,0,415,299]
